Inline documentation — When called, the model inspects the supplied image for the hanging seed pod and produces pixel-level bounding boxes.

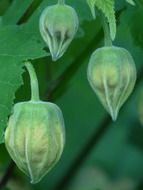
[5,62,65,184]
[87,46,136,121]
[39,3,79,61]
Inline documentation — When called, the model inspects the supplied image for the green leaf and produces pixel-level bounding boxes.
[86,0,96,19]
[0,24,48,143]
[2,0,33,25]
[126,0,135,6]
[87,0,116,40]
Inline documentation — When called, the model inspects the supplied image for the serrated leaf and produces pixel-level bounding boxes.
[126,0,135,6]
[87,0,96,19]
[87,0,116,40]
[0,24,48,143]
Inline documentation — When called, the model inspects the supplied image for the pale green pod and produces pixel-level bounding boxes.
[87,46,136,121]
[39,4,79,61]
[5,101,65,184]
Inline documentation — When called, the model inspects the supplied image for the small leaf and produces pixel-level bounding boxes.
[87,0,96,19]
[126,0,135,6]
[87,0,116,40]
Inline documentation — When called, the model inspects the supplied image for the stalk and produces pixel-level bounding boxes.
[25,61,40,101]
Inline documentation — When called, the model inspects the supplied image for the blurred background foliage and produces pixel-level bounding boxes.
[0,0,143,190]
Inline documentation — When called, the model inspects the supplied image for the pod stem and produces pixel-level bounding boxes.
[25,61,40,101]
[101,14,112,47]
[58,0,65,5]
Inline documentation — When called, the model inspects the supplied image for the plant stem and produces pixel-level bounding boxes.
[25,61,40,101]
[101,14,112,47]
[58,0,65,5]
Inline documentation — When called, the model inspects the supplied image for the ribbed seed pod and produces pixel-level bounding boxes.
[39,3,79,61]
[87,46,136,120]
[5,101,65,184]
[5,62,65,184]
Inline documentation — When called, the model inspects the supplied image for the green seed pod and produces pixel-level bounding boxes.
[5,62,65,184]
[39,3,79,61]
[87,46,136,121]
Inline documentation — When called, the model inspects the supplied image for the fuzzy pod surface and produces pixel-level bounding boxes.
[5,101,65,183]
[87,46,136,120]
[39,3,79,61]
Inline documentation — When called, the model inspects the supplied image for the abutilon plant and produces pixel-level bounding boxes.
[5,62,65,184]
[39,0,79,61]
[0,0,139,188]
